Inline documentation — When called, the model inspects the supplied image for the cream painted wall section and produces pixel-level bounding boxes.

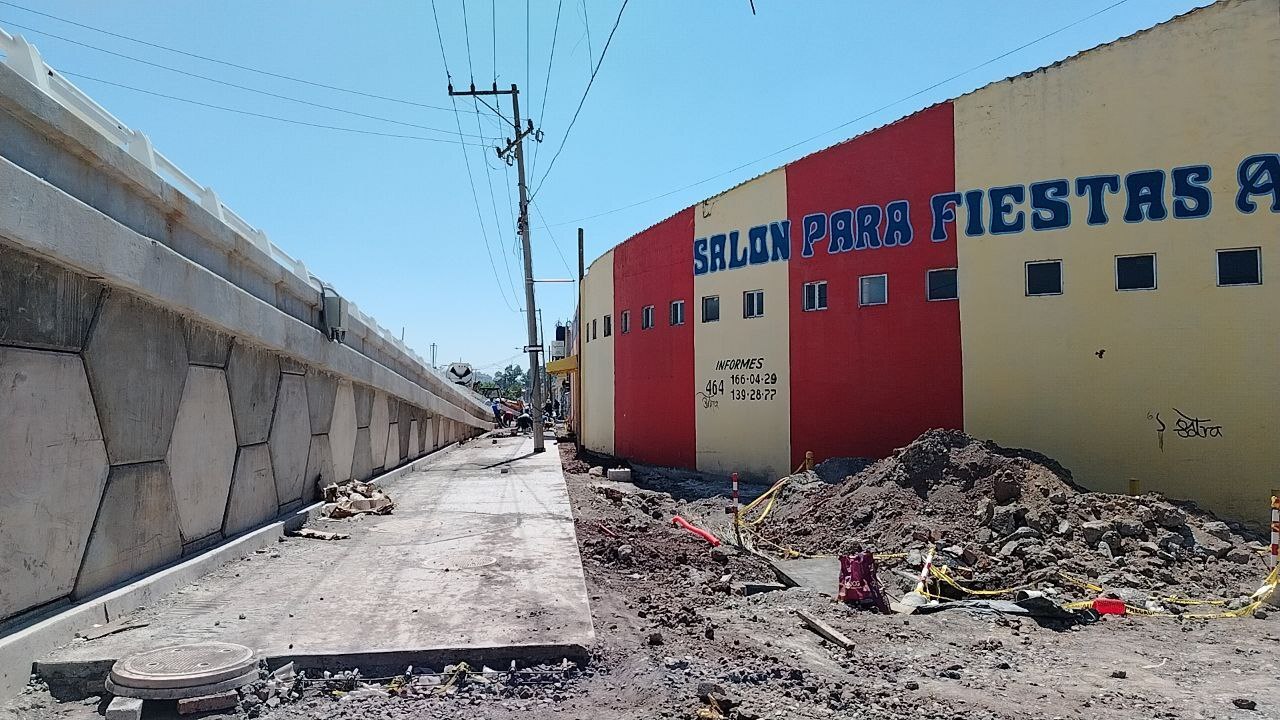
[581,250,615,455]
[955,0,1280,523]
[693,169,791,480]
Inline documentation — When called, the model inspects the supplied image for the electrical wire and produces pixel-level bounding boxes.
[539,0,1134,226]
[0,18,495,138]
[529,0,563,180]
[430,0,520,313]
[581,0,593,69]
[0,0,476,113]
[459,0,524,305]
[61,71,491,146]
[529,0,628,199]
[531,199,576,280]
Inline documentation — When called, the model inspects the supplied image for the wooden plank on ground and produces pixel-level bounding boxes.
[794,609,855,650]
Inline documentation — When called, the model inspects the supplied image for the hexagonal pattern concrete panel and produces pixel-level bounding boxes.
[226,341,281,446]
[269,373,311,507]
[369,391,389,467]
[407,420,420,461]
[0,248,103,352]
[330,381,356,482]
[353,384,373,428]
[166,366,237,543]
[397,402,412,461]
[305,371,337,435]
[184,320,232,368]
[83,292,188,464]
[351,427,373,482]
[383,422,400,471]
[223,444,278,537]
[0,347,109,620]
[303,435,336,504]
[73,461,182,599]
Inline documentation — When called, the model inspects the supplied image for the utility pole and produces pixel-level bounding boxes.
[429,342,437,369]
[575,228,584,440]
[449,82,545,452]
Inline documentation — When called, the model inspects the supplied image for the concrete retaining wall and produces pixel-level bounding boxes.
[0,61,489,628]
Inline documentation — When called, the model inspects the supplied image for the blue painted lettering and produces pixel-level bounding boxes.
[769,221,791,261]
[930,192,961,242]
[1236,153,1280,213]
[884,200,912,246]
[989,185,1026,234]
[800,213,825,258]
[1075,174,1120,225]
[1029,179,1070,231]
[1123,170,1168,222]
[1171,165,1211,219]
[829,210,854,254]
[855,205,883,249]
[693,237,709,276]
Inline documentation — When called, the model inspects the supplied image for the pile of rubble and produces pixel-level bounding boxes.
[762,430,1269,604]
[321,481,394,519]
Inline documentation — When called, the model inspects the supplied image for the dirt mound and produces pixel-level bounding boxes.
[762,430,1269,605]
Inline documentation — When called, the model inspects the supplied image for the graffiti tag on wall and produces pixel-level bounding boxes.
[1148,409,1224,451]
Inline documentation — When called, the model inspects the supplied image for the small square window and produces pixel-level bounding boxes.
[621,310,630,334]
[1025,260,1062,296]
[1217,248,1261,286]
[859,274,887,306]
[702,295,720,323]
[1116,254,1156,291]
[669,300,685,326]
[803,281,828,311]
[603,314,613,337]
[641,305,655,329]
[927,268,958,301]
[743,290,764,318]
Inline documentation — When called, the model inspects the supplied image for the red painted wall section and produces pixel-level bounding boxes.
[614,208,697,468]
[786,102,963,465]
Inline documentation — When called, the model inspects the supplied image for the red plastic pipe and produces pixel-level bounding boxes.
[672,515,721,547]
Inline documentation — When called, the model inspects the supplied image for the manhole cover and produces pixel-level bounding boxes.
[110,642,256,690]
[422,553,497,571]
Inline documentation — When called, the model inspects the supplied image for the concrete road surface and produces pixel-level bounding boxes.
[39,435,593,691]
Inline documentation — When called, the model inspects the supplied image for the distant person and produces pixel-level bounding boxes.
[543,399,553,419]
[490,398,504,427]
[552,399,561,419]
[516,410,532,432]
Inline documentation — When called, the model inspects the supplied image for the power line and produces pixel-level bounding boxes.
[62,71,491,146]
[430,0,520,313]
[0,18,495,138]
[531,199,576,280]
[529,0,628,199]
[0,0,475,113]
[539,0,1133,227]
[529,0,563,180]
[459,0,523,303]
[581,0,593,70]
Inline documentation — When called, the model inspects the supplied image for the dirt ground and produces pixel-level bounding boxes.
[5,437,1279,720]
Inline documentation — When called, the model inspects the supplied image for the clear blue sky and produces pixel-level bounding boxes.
[0,0,1209,373]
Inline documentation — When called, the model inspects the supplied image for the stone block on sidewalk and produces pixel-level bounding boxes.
[106,696,143,720]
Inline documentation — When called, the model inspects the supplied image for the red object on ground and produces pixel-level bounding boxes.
[837,552,889,612]
[672,515,721,547]
[1093,598,1127,615]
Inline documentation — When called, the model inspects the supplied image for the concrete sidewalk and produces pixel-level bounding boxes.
[39,436,593,692]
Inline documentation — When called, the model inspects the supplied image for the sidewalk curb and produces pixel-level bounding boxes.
[0,444,464,704]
